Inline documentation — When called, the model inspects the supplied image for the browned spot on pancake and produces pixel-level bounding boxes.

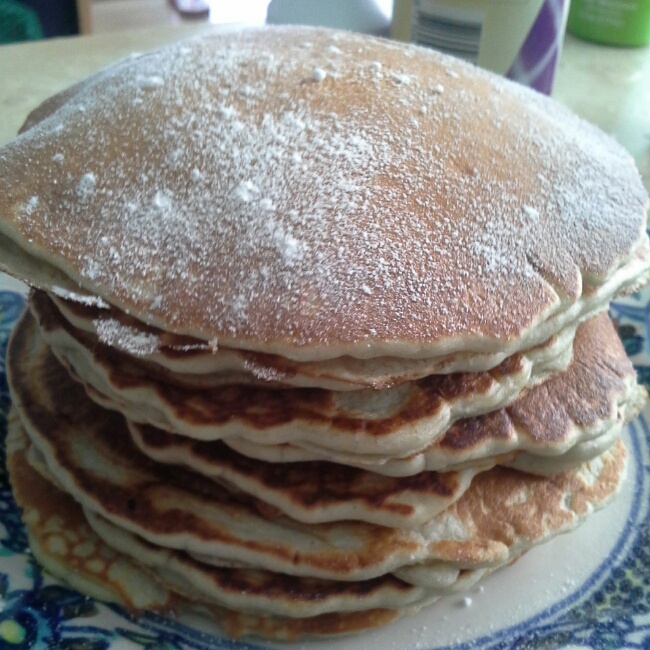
[439,411,512,451]
[215,604,399,641]
[194,564,414,601]
[426,539,507,566]
[430,444,627,566]
[506,313,632,442]
[136,424,458,516]
[437,312,634,453]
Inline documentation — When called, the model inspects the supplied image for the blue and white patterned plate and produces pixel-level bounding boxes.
[1,285,649,650]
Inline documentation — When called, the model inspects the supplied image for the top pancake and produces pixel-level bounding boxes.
[0,27,648,360]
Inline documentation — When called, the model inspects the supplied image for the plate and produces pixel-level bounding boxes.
[1,285,649,650]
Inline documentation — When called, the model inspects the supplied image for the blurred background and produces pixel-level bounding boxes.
[0,0,395,41]
[1,0,648,99]
[3,0,648,53]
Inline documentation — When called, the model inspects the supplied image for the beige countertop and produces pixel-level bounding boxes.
[554,36,650,190]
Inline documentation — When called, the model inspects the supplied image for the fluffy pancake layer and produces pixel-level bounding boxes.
[46,289,577,390]
[0,28,648,361]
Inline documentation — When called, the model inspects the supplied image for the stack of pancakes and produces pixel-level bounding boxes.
[1,27,649,640]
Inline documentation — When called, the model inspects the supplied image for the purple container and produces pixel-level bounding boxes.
[507,0,571,94]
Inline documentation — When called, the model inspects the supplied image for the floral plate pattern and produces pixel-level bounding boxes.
[1,287,650,650]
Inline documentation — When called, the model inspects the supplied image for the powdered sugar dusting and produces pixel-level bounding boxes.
[139,75,164,89]
[94,317,160,356]
[274,227,304,265]
[233,180,259,203]
[51,286,109,308]
[242,358,293,382]
[78,172,96,201]
[390,72,413,85]
[22,196,39,216]
[522,205,539,222]
[2,26,647,358]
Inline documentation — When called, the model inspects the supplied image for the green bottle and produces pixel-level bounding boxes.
[568,0,650,46]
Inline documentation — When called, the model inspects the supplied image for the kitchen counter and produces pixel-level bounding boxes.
[554,35,650,189]
[0,23,216,146]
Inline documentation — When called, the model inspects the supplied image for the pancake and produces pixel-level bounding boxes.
[128,422,497,529]
[47,288,576,390]
[30,290,574,462]
[0,28,648,363]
